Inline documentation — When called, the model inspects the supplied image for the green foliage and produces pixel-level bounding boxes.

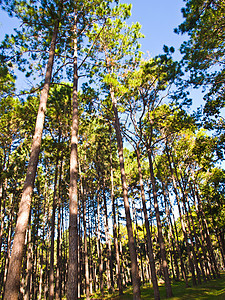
[176,0,225,129]
[200,168,225,230]
[0,65,16,98]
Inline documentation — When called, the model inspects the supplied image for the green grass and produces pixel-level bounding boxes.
[89,272,225,299]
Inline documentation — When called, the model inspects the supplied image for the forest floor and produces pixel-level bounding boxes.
[89,272,225,299]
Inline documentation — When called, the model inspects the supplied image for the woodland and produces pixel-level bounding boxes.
[0,0,224,299]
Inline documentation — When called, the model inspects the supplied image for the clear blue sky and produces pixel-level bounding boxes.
[121,0,186,59]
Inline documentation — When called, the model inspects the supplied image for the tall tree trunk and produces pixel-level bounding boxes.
[110,144,123,295]
[162,187,180,282]
[4,19,60,300]
[195,186,220,278]
[147,151,173,297]
[24,218,32,300]
[78,202,83,298]
[110,88,141,300]
[38,226,44,300]
[2,195,14,298]
[183,198,202,284]
[186,197,207,282]
[32,242,38,299]
[0,178,7,255]
[97,190,104,294]
[81,170,90,300]
[167,193,188,285]
[165,145,196,286]
[136,146,160,300]
[49,152,60,300]
[44,173,51,300]
[88,199,94,294]
[103,176,113,292]
[216,229,225,269]
[56,159,63,300]
[177,171,202,285]
[67,12,79,300]
[190,182,213,279]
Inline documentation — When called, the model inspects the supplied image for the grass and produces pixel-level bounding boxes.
[89,272,225,299]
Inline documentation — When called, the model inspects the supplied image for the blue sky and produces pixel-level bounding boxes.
[0,0,186,56]
[0,9,19,39]
[121,0,186,59]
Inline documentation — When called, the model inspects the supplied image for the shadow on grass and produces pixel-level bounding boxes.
[90,272,225,299]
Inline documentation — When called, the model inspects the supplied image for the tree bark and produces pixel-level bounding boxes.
[165,145,196,286]
[103,176,113,292]
[190,181,213,279]
[49,152,60,300]
[195,187,220,278]
[97,190,104,294]
[67,13,79,299]
[110,88,141,300]
[167,193,188,285]
[110,143,123,295]
[56,159,63,300]
[0,178,7,255]
[162,186,180,282]
[81,171,90,300]
[24,219,33,300]
[147,151,173,298]
[2,195,14,298]
[3,20,60,300]
[136,146,160,300]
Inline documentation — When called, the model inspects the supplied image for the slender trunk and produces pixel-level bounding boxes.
[44,180,51,300]
[64,209,69,296]
[183,198,202,284]
[177,172,202,285]
[118,211,125,286]
[49,154,60,300]
[0,178,7,254]
[110,145,123,295]
[103,176,113,292]
[110,88,141,300]
[56,159,63,300]
[24,219,32,300]
[189,181,211,279]
[216,230,225,268]
[195,187,220,278]
[88,201,93,294]
[185,193,206,282]
[4,20,60,300]
[97,191,104,294]
[67,13,79,300]
[166,145,196,286]
[147,151,173,297]
[78,204,82,298]
[163,189,180,281]
[2,195,14,298]
[93,206,98,292]
[167,194,188,284]
[38,231,44,300]
[81,172,90,300]
[32,242,38,299]
[136,146,160,300]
